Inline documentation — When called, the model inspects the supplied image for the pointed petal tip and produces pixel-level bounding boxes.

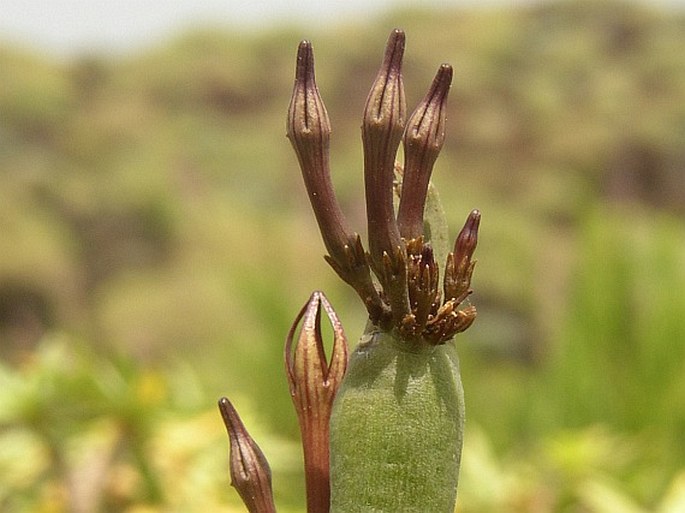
[295,40,314,82]
[384,29,406,71]
[453,209,481,257]
[468,209,482,227]
[437,63,453,87]
[218,397,249,443]
[424,64,453,105]
[218,397,235,429]
[389,28,406,45]
[309,289,324,302]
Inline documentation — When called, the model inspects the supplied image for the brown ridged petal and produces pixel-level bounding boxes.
[218,397,276,513]
[362,29,410,325]
[285,291,348,513]
[398,64,453,241]
[287,40,388,326]
[287,40,353,267]
[362,29,407,271]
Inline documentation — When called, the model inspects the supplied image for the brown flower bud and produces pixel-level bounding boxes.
[287,40,353,268]
[217,397,276,513]
[362,29,407,271]
[285,291,348,513]
[398,64,453,241]
[287,40,388,326]
[444,209,481,303]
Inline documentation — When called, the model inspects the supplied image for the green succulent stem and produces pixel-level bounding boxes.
[329,330,465,513]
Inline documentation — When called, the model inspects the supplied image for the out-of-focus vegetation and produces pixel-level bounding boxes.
[1,0,684,511]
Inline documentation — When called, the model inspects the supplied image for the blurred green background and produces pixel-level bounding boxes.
[1,0,684,511]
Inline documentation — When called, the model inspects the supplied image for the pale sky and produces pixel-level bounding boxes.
[0,0,457,56]
[1,0,682,57]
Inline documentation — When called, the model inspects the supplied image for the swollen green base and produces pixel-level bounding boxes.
[329,330,465,513]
